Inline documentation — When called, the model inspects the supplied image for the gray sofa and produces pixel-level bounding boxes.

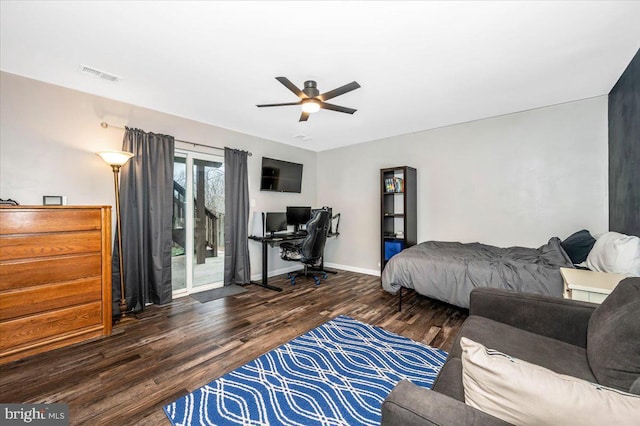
[381,277,640,425]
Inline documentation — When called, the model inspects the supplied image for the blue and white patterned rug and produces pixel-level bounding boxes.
[164,315,447,425]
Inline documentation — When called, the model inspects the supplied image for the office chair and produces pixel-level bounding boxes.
[312,207,340,235]
[280,209,331,285]
[331,213,341,235]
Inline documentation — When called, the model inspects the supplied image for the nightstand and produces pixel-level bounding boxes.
[560,267,627,304]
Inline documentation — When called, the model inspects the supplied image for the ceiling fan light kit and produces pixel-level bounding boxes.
[257,77,360,122]
[301,99,320,113]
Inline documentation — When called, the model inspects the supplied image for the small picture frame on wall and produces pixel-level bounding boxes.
[42,196,64,206]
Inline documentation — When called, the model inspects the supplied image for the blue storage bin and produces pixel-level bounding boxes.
[384,241,404,261]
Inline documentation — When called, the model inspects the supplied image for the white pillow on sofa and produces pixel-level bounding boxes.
[460,337,640,426]
[585,231,640,276]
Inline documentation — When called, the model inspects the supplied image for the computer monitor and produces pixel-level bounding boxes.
[286,206,312,233]
[265,212,287,236]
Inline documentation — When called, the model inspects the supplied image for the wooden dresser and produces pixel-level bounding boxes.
[0,206,112,364]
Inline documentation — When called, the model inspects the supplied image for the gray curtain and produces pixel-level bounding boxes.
[112,127,175,315]
[224,147,251,285]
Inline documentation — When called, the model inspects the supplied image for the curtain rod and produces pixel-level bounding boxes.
[100,122,252,156]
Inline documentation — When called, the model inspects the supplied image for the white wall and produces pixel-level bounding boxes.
[318,97,609,275]
[0,71,317,279]
[1,72,610,280]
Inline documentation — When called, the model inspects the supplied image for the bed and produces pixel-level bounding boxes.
[381,237,574,308]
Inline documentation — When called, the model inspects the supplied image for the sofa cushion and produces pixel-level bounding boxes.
[381,380,510,426]
[460,337,640,426]
[451,315,596,382]
[432,357,464,402]
[587,277,640,391]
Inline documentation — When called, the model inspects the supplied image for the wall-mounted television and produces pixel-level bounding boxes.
[260,157,303,193]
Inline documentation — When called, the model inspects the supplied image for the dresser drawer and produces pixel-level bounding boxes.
[0,253,102,291]
[0,209,102,234]
[0,301,104,352]
[571,289,609,304]
[0,277,102,321]
[0,231,102,261]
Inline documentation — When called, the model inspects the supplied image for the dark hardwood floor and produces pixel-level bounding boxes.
[0,270,467,425]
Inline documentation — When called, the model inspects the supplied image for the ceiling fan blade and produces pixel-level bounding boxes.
[276,76,307,98]
[256,101,302,107]
[319,81,360,101]
[299,111,310,122]
[319,102,357,115]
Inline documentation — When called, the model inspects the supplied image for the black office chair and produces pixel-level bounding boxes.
[280,209,331,285]
[331,213,341,235]
[313,207,340,235]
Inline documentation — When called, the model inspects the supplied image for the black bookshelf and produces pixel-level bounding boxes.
[380,166,417,272]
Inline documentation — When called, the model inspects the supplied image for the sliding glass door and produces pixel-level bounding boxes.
[172,150,225,296]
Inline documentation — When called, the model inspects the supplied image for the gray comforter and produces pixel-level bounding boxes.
[381,237,573,308]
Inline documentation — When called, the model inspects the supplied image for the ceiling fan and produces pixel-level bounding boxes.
[257,77,361,122]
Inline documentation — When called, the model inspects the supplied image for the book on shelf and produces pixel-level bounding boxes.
[383,231,404,238]
[385,178,394,192]
[384,177,404,193]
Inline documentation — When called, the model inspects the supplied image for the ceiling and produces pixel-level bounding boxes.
[1,1,639,152]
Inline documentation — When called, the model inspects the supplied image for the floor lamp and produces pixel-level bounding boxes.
[97,150,134,322]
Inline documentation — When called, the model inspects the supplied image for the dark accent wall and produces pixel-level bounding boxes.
[609,48,640,237]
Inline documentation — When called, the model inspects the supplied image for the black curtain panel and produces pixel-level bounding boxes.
[112,127,175,316]
[223,147,251,285]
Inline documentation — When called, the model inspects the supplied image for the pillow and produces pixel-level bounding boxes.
[460,337,640,426]
[587,277,640,391]
[585,231,640,276]
[561,229,596,264]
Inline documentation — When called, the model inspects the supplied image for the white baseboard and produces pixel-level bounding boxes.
[251,263,380,281]
[324,263,381,277]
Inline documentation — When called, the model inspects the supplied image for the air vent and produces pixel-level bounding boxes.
[78,64,121,83]
[293,134,312,142]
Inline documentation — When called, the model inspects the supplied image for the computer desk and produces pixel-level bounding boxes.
[248,231,339,292]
